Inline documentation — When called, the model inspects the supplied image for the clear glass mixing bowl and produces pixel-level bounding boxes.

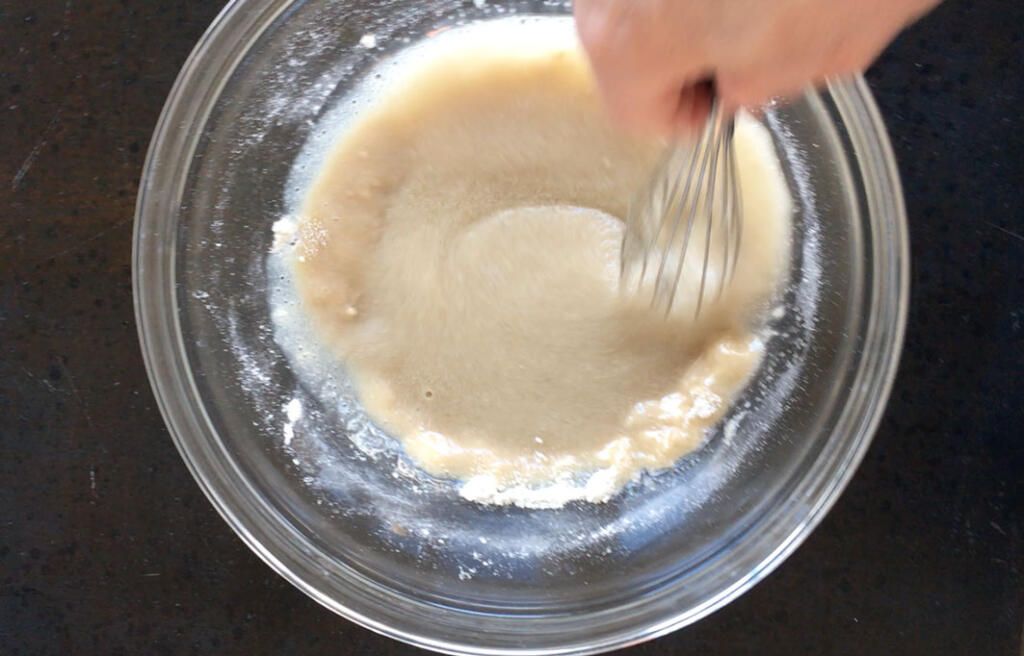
[133,1,908,654]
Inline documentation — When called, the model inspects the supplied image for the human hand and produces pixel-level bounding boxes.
[574,0,939,134]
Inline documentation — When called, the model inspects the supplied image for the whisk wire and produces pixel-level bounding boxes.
[662,104,718,313]
[620,100,743,318]
[652,112,714,308]
[693,106,726,316]
[726,126,743,283]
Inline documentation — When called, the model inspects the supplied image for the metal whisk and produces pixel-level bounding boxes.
[621,99,743,317]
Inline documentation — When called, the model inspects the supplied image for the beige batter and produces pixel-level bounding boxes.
[291,33,791,507]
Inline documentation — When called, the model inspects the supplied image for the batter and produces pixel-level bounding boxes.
[289,29,791,507]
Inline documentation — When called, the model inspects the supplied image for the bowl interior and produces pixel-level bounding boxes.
[137,0,904,653]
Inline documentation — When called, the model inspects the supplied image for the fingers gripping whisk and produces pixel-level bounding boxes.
[621,103,743,317]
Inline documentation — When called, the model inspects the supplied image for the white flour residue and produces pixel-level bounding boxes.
[459,466,628,509]
[765,110,822,336]
[283,398,303,446]
[271,215,298,253]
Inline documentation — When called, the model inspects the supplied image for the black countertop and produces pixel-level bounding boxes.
[1,1,1021,654]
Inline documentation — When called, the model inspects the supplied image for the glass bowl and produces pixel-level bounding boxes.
[133,1,908,654]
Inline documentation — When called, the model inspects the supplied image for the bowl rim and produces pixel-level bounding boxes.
[133,1,909,653]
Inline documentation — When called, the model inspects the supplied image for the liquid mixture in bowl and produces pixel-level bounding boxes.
[281,25,791,508]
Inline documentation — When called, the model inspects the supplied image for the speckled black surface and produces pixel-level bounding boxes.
[1,1,1021,654]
